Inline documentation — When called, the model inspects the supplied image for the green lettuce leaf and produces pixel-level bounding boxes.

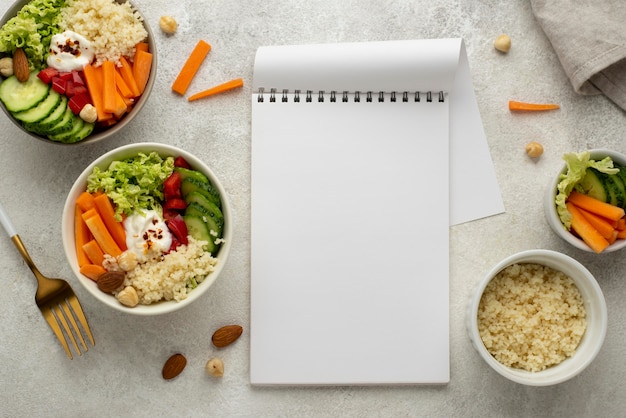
[555,151,619,229]
[0,0,65,69]
[86,152,175,221]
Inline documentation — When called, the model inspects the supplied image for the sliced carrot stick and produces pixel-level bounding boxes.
[188,78,244,101]
[82,211,123,257]
[567,202,610,253]
[616,217,626,230]
[93,193,127,250]
[76,191,96,212]
[567,191,625,221]
[119,56,140,97]
[79,264,106,282]
[618,228,626,239]
[135,41,149,54]
[115,68,134,98]
[102,60,118,114]
[509,100,560,111]
[82,239,105,266]
[172,39,211,95]
[83,63,113,121]
[75,205,92,268]
[576,207,617,240]
[133,50,153,95]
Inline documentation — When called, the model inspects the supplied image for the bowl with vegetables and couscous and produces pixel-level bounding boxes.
[466,249,607,386]
[545,149,626,254]
[62,142,233,315]
[0,0,156,145]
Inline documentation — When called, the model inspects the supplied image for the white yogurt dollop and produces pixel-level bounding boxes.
[123,210,172,263]
[47,30,95,71]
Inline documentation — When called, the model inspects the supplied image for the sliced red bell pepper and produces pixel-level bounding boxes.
[174,156,192,169]
[37,67,58,84]
[163,171,182,200]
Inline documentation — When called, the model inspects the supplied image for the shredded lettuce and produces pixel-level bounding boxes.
[555,151,619,229]
[0,0,65,69]
[86,152,175,221]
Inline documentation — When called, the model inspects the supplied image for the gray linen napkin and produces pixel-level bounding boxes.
[531,0,626,111]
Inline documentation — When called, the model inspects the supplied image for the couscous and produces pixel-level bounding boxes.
[59,0,148,66]
[477,263,587,372]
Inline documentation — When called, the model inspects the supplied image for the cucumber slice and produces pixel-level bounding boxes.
[66,121,94,143]
[578,168,608,203]
[604,172,626,208]
[183,214,220,255]
[25,95,68,133]
[184,196,224,232]
[47,106,74,135]
[48,114,84,142]
[13,89,62,123]
[174,166,210,184]
[180,176,222,208]
[0,71,50,112]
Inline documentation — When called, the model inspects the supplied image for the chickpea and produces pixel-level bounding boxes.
[494,34,511,53]
[525,141,544,158]
[159,16,178,35]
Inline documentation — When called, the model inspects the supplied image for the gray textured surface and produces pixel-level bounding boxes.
[1,0,625,416]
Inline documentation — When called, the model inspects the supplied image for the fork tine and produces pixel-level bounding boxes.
[41,306,73,360]
[60,301,88,352]
[67,294,95,346]
[52,304,81,356]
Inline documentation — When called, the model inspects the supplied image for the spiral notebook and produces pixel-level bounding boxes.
[250,38,502,385]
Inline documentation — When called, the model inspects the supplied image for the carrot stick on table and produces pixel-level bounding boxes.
[567,202,610,253]
[172,39,211,95]
[509,100,560,111]
[567,191,625,221]
[188,78,244,101]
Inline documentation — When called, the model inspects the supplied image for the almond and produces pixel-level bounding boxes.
[162,353,187,380]
[12,48,29,82]
[96,271,125,294]
[211,324,243,348]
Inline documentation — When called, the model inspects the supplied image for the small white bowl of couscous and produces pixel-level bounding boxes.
[466,249,607,386]
[62,142,232,315]
[0,0,157,145]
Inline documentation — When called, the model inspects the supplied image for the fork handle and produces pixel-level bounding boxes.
[0,200,17,238]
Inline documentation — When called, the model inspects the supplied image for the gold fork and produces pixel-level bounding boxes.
[0,201,94,359]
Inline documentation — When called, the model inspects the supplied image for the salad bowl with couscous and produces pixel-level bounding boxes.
[62,143,232,315]
[0,0,156,144]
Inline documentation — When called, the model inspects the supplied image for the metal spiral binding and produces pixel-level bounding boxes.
[257,88,445,103]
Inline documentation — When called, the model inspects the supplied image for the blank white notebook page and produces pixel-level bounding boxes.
[251,40,453,385]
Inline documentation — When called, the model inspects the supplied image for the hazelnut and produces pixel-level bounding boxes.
[205,357,224,377]
[117,250,138,271]
[159,16,178,35]
[525,141,544,158]
[494,34,511,53]
[116,286,139,307]
[79,104,98,123]
[0,57,13,77]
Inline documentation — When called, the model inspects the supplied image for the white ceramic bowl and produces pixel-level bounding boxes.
[0,0,156,145]
[62,142,232,315]
[466,249,607,386]
[545,148,626,253]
